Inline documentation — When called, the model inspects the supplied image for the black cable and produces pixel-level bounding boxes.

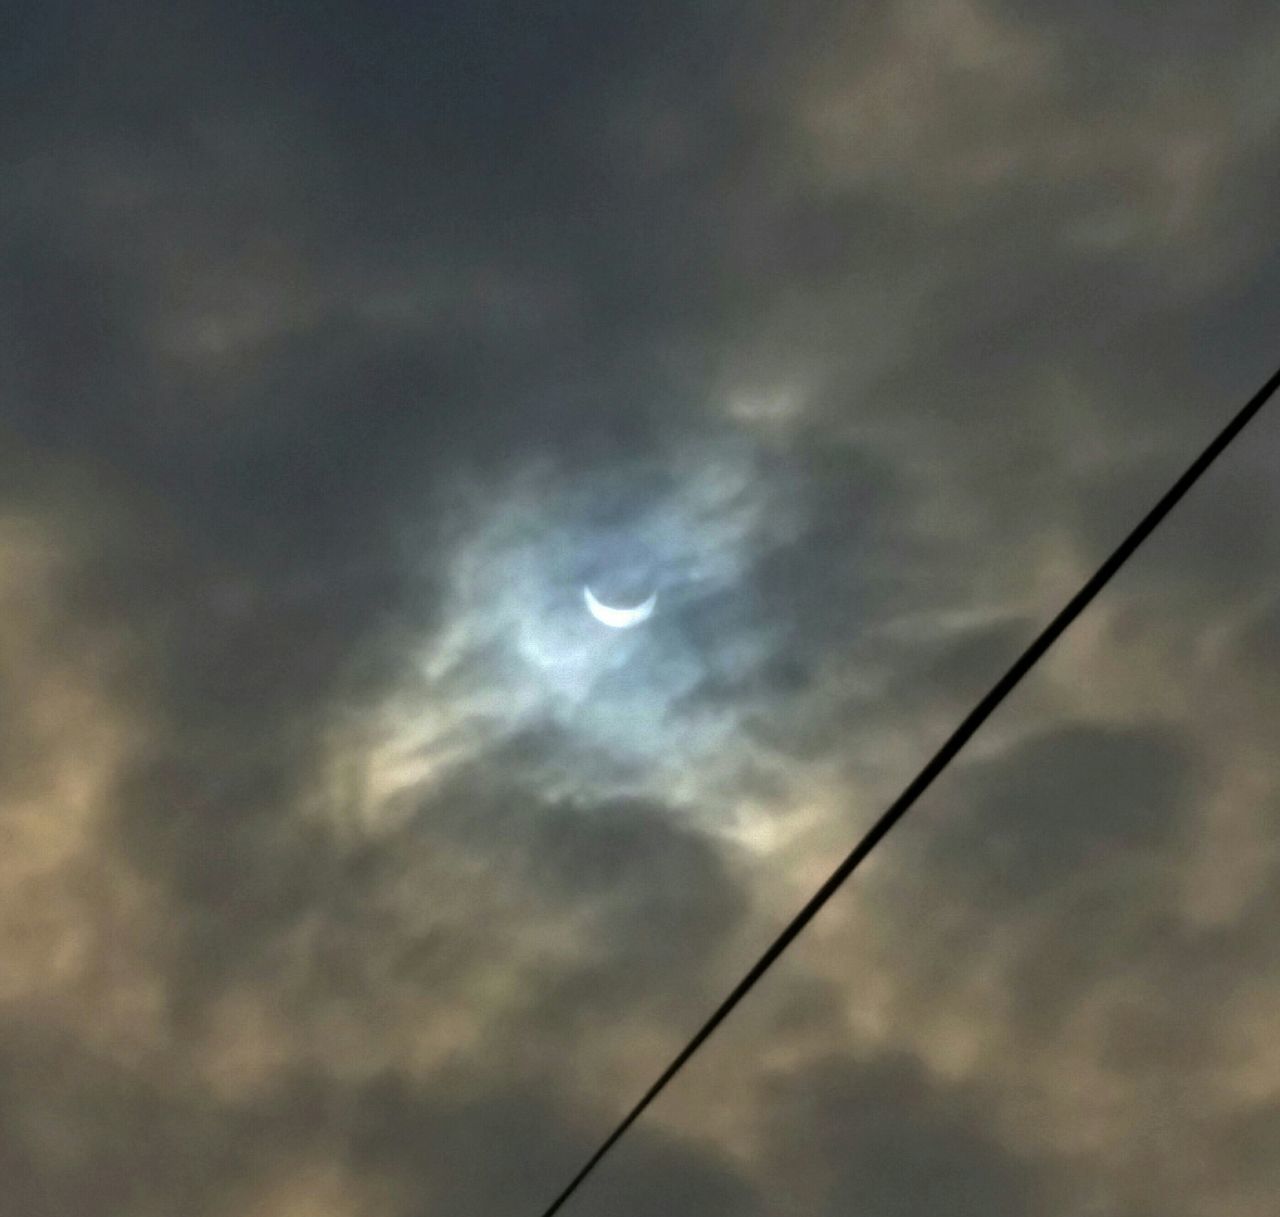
[535,362,1280,1217]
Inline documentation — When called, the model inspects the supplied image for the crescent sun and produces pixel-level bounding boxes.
[583,585,657,629]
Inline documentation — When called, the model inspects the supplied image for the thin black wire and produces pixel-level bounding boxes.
[535,362,1280,1217]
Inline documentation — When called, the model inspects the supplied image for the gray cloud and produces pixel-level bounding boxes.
[761,1052,1047,1216]
[927,722,1197,904]
[3,0,1280,1214]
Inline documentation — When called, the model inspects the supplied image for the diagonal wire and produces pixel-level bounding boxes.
[535,361,1280,1217]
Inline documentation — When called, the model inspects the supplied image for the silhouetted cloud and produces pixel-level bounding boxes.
[3,2,1280,1215]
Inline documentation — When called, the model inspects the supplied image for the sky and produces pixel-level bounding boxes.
[2,2,1280,1214]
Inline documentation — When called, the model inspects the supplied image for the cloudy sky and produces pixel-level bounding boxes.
[3,2,1280,1214]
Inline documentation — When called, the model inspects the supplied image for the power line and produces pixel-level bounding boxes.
[535,361,1280,1217]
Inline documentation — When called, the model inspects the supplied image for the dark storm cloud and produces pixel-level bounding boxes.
[131,733,753,1039]
[2,3,791,1205]
[785,1,1280,579]
[761,1052,1047,1216]
[340,1071,764,1217]
[909,616,1034,709]
[862,712,1280,1214]
[924,722,1197,905]
[1236,601,1280,700]
[0,0,790,784]
[482,787,751,1033]
[1093,873,1280,1079]
[0,1025,231,1217]
[6,0,1265,799]
[1213,1096,1280,1200]
[0,1020,764,1217]
[4,1,1280,1215]
[871,722,1203,1044]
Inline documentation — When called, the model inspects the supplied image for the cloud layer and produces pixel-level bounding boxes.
[3,2,1280,1215]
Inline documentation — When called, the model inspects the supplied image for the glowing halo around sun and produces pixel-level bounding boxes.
[583,584,657,629]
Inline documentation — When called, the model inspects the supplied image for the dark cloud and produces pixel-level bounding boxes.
[927,722,1197,904]
[398,753,753,1037]
[0,1020,762,1217]
[881,723,1202,1045]
[1214,1098,1280,1195]
[762,1053,1047,1217]
[0,1024,244,1217]
[341,1070,764,1217]
[1233,593,1280,683]
[3,1,1280,1214]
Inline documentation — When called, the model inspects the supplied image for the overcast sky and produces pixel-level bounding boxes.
[3,2,1280,1215]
